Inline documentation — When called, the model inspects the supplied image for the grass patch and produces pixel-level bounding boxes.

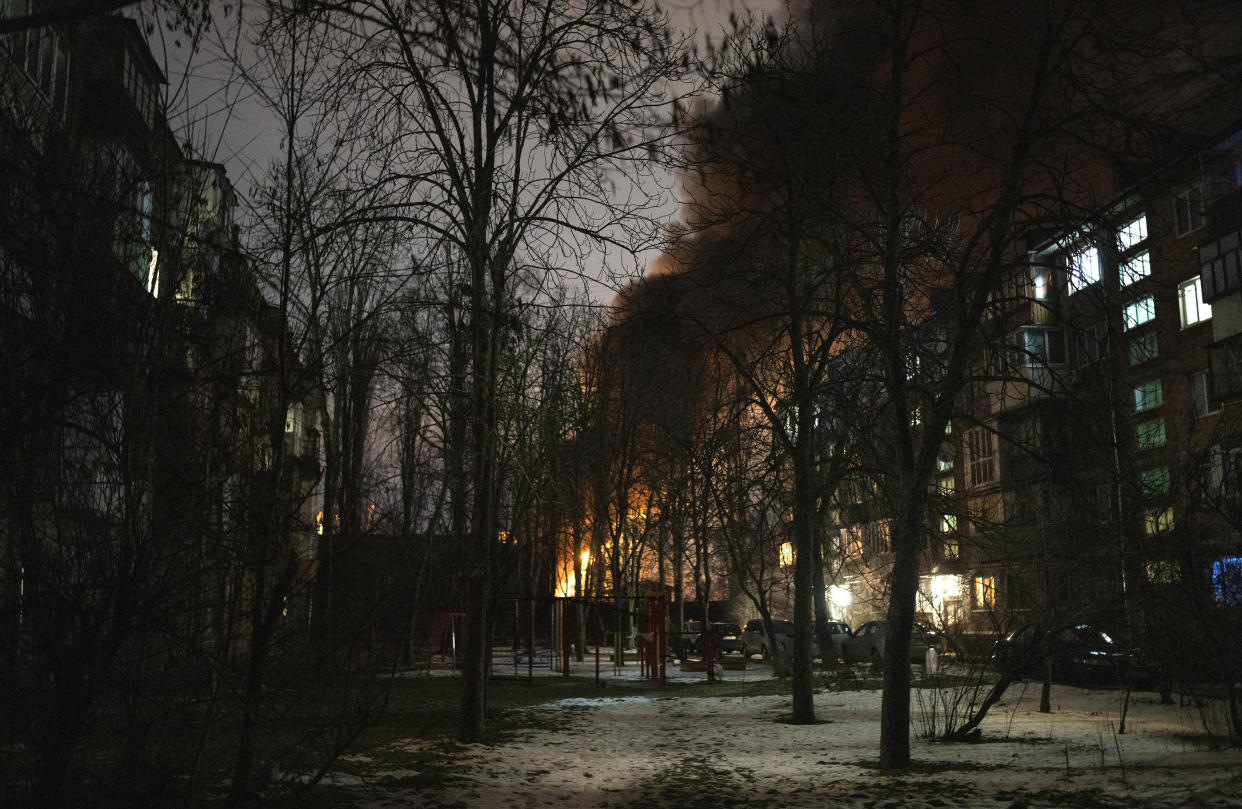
[627,755,770,809]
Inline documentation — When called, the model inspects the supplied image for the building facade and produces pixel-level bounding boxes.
[0,7,321,687]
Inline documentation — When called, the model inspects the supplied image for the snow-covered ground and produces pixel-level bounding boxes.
[366,660,1242,808]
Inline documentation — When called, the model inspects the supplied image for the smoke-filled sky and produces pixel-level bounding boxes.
[149,0,783,304]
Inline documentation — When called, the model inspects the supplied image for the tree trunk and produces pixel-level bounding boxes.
[813,532,836,665]
[878,504,925,768]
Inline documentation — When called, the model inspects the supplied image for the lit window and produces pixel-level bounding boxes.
[779,542,794,567]
[938,476,955,495]
[1068,246,1100,293]
[864,520,892,555]
[1179,276,1212,328]
[943,538,960,560]
[1146,560,1181,584]
[974,575,996,609]
[1123,296,1155,330]
[1140,467,1170,496]
[1120,251,1150,287]
[1118,214,1148,251]
[1143,507,1174,536]
[1212,557,1242,603]
[285,403,303,434]
[965,428,996,487]
[1191,370,1220,417]
[940,514,957,533]
[1133,380,1163,412]
[1136,417,1166,449]
[1031,269,1048,300]
[1129,332,1158,366]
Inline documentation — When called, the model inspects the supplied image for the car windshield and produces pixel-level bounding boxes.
[770,620,794,633]
[714,623,741,635]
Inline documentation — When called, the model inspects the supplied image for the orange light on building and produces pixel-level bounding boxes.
[779,542,794,567]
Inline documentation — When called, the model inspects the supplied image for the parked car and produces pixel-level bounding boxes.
[677,620,706,658]
[741,618,794,660]
[840,620,940,666]
[819,620,853,658]
[991,623,1156,687]
[741,618,838,659]
[695,622,744,657]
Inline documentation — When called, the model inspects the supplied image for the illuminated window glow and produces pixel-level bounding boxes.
[1143,507,1174,536]
[1068,246,1100,293]
[1136,418,1166,449]
[1031,269,1048,300]
[1140,467,1170,496]
[1212,557,1242,603]
[1118,214,1148,251]
[1120,251,1150,286]
[779,542,795,567]
[1146,560,1181,584]
[1123,296,1155,330]
[147,248,159,296]
[1179,276,1212,328]
[973,575,995,609]
[1133,380,1163,412]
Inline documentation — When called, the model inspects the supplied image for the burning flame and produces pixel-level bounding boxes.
[556,550,591,598]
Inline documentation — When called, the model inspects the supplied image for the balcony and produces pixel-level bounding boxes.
[1207,332,1242,401]
[1200,188,1242,304]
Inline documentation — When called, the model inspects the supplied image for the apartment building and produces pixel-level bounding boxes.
[0,8,321,669]
[925,126,1242,653]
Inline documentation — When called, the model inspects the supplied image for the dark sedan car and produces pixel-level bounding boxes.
[695,622,744,658]
[840,620,940,666]
[991,624,1156,687]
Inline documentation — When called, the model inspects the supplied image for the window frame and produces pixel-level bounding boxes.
[1133,379,1163,412]
[1191,370,1220,417]
[1140,466,1170,496]
[1178,275,1212,328]
[1174,184,1205,237]
[1135,417,1167,449]
[1128,331,1158,366]
[973,575,996,610]
[1123,296,1156,331]
[1117,213,1148,251]
[1067,245,1101,294]
[1120,251,1150,287]
[965,427,996,487]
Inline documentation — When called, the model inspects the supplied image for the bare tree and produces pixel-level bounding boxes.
[315,0,689,741]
